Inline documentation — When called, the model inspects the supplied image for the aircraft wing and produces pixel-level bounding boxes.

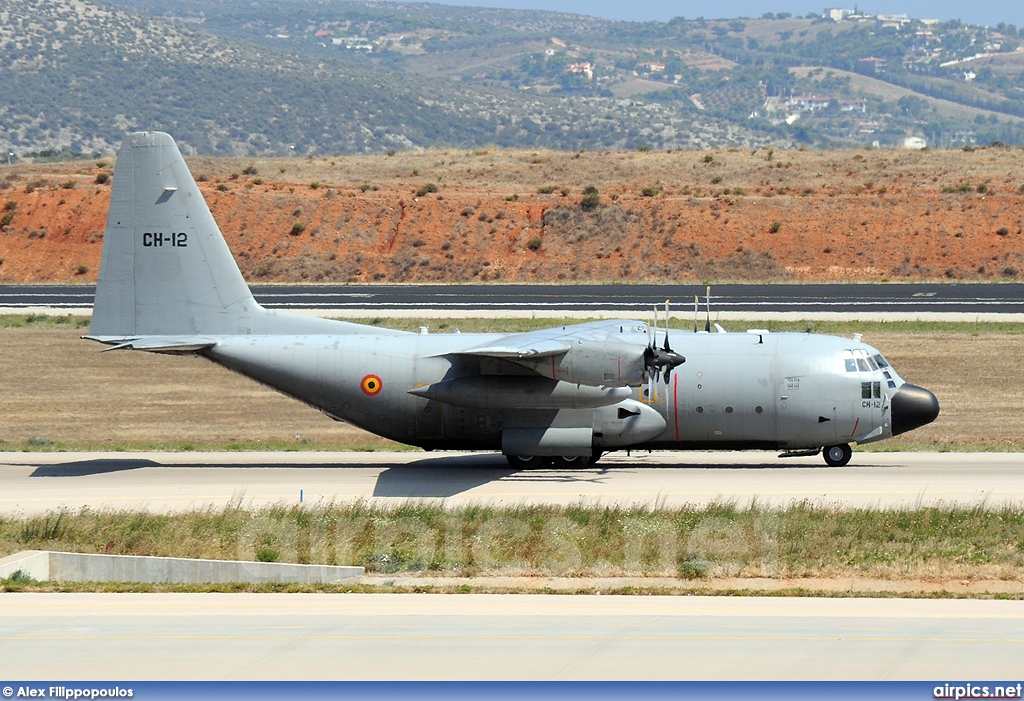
[450,319,644,360]
[83,335,218,354]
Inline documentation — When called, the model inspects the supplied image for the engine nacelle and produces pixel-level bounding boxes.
[515,340,646,388]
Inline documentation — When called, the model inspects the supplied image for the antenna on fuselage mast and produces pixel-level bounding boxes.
[704,285,712,333]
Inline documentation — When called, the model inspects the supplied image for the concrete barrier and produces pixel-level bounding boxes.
[0,550,363,584]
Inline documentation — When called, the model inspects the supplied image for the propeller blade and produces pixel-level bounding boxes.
[693,295,699,333]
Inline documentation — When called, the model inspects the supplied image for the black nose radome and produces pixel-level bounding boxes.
[891,383,940,436]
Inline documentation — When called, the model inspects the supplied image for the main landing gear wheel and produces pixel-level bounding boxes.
[505,455,547,469]
[551,455,591,469]
[823,443,853,467]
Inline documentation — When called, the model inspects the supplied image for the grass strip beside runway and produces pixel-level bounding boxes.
[2,501,1023,592]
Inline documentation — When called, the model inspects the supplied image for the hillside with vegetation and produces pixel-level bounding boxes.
[3,0,1024,158]
[110,0,1024,149]
[0,0,781,158]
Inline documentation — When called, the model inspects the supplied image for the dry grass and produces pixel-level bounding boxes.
[3,501,1023,583]
[0,318,1021,451]
[184,144,1024,198]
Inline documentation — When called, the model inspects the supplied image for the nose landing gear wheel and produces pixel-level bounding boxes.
[823,443,853,467]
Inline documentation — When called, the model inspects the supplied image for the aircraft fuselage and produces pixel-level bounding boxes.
[206,326,923,455]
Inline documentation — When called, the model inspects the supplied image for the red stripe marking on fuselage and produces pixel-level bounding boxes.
[850,417,860,437]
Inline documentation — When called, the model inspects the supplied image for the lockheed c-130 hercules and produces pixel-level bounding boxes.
[86,132,940,468]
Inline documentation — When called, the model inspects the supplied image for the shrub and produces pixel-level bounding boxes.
[252,178,263,185]
[386,149,396,157]
[537,186,556,194]
[75,265,88,275]
[703,154,714,163]
[1,212,13,227]
[505,194,518,201]
[527,236,542,251]
[461,206,475,217]
[769,221,782,233]
[3,200,15,211]
[997,227,1010,236]
[289,222,306,236]
[977,183,988,194]
[309,181,320,190]
[581,186,600,211]
[216,183,229,192]
[61,180,76,190]
[416,183,438,197]
[710,176,723,184]
[242,165,258,175]
[641,187,658,197]
[256,547,280,563]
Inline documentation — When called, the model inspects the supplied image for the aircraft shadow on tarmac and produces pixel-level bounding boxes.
[30,458,162,477]
[373,454,518,498]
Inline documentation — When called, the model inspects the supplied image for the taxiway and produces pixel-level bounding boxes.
[1,450,1022,514]
[2,593,1022,679]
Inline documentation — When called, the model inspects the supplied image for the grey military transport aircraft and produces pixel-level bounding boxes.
[86,132,940,468]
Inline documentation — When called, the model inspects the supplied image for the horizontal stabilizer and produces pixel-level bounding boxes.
[83,335,217,354]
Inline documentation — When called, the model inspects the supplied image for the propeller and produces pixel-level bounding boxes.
[644,300,685,387]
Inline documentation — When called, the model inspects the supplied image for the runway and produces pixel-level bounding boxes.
[2,451,1023,514]
[1,593,1023,679]
[3,282,1024,320]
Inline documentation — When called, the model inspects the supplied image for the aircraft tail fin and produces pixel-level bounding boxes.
[90,132,260,338]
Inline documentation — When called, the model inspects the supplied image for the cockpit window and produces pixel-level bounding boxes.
[843,350,857,372]
[845,349,884,373]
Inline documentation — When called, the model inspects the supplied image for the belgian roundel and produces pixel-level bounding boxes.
[360,374,383,396]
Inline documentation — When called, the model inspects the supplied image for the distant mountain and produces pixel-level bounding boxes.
[0,0,783,156]
[108,0,1024,148]
[3,0,1023,157]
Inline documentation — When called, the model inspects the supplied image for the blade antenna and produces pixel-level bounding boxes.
[704,285,711,333]
[663,299,672,351]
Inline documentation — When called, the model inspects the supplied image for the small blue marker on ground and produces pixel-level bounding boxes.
[300,489,304,503]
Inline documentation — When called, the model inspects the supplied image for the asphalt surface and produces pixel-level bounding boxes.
[3,282,1024,318]
[2,451,1023,513]
[2,593,1022,679]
